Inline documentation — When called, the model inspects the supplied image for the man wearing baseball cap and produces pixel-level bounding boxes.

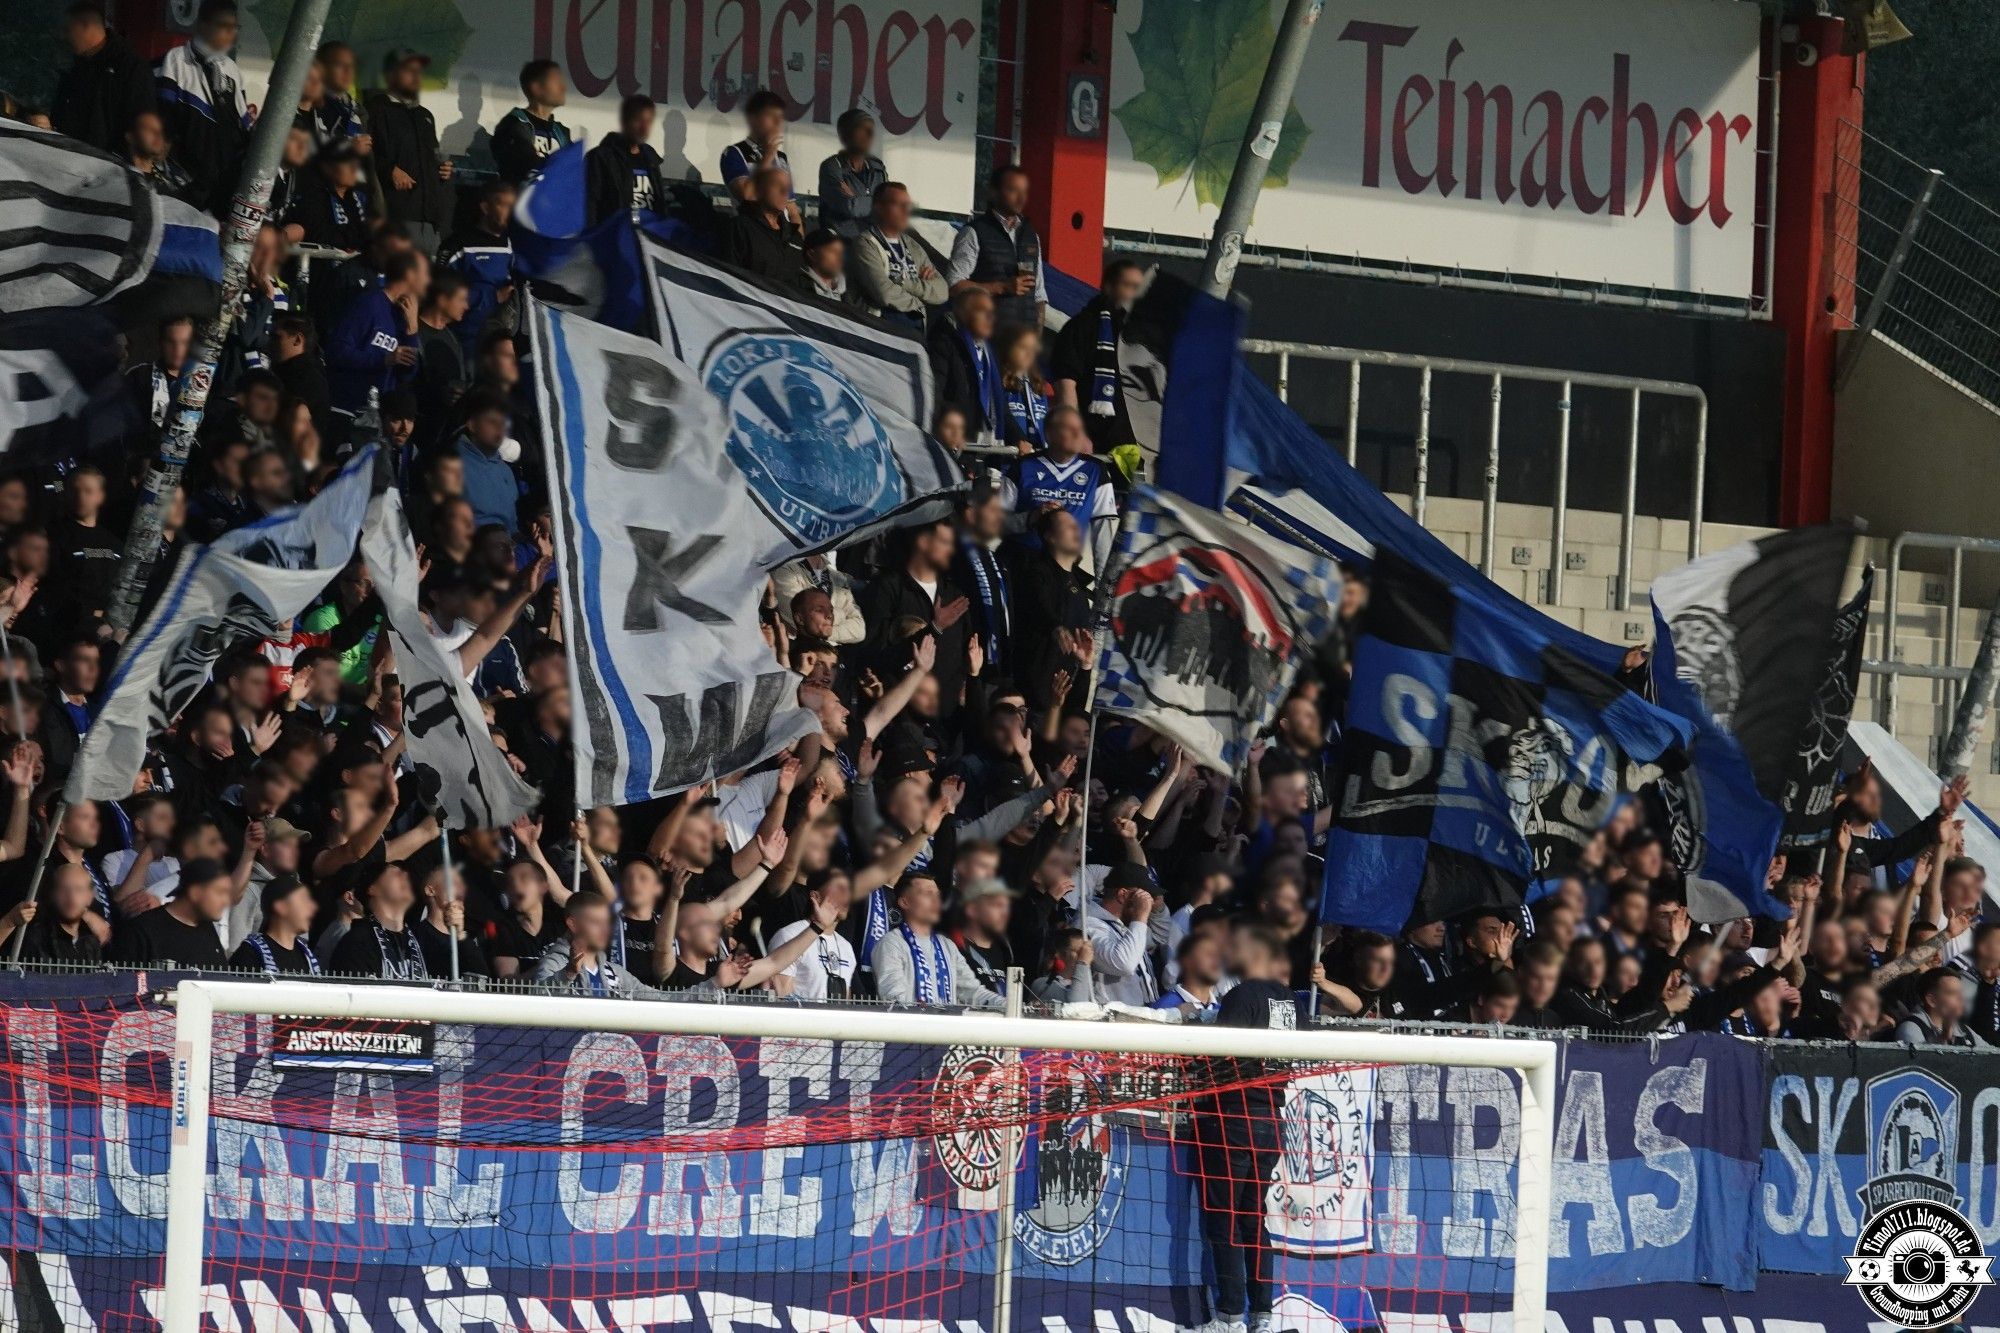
[365,47,452,256]
[952,876,1017,994]
[229,872,319,974]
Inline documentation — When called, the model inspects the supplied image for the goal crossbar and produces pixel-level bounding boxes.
[162,979,1558,1333]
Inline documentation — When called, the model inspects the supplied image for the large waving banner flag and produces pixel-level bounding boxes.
[1324,549,1692,932]
[1649,524,1862,920]
[1136,274,1790,922]
[66,451,376,803]
[530,300,818,807]
[1093,485,1341,774]
[645,239,964,566]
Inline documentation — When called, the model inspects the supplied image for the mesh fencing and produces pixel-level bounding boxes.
[0,987,1533,1333]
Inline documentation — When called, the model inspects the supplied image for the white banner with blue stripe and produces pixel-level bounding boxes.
[529,301,818,808]
[65,450,376,803]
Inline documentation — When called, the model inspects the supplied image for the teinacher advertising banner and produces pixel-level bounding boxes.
[1,977,1970,1333]
[231,0,984,213]
[1105,0,1764,300]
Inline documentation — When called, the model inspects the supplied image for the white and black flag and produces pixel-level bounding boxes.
[0,310,133,463]
[530,300,818,807]
[644,238,963,567]
[66,451,377,803]
[1780,565,1873,851]
[1648,522,1861,919]
[359,488,539,830]
[1651,523,1863,803]
[0,123,220,310]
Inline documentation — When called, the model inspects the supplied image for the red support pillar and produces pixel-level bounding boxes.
[1770,16,1865,527]
[1016,0,1113,285]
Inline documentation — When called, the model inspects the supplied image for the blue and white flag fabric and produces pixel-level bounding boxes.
[0,310,135,463]
[1649,523,1861,918]
[1094,485,1339,774]
[1134,275,1799,927]
[65,450,377,803]
[511,142,694,336]
[0,123,220,311]
[1323,549,1693,933]
[360,487,539,831]
[529,300,818,807]
[645,237,965,567]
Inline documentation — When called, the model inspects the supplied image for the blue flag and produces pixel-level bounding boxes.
[1135,275,1789,922]
[1324,550,1693,932]
[511,141,699,335]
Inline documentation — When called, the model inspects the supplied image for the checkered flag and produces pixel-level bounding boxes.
[1092,486,1340,774]
[1322,549,1693,932]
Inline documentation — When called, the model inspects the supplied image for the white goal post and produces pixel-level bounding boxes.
[162,979,1557,1333]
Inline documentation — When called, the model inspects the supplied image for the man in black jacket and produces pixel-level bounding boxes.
[926,287,1001,444]
[491,59,570,186]
[52,1,155,154]
[1007,506,1091,710]
[585,95,667,225]
[720,164,805,285]
[366,48,453,255]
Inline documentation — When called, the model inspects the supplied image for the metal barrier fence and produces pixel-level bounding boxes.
[1869,530,2000,741]
[1832,120,2000,409]
[1240,340,1709,609]
[8,960,1988,1063]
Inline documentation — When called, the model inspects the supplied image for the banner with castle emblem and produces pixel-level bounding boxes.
[530,302,819,807]
[1092,486,1340,774]
[644,238,964,567]
[1760,1042,1993,1276]
[1322,549,1693,933]
[1649,523,1861,919]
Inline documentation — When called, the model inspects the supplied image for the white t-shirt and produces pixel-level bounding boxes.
[768,919,855,1001]
[717,770,781,851]
[100,849,181,906]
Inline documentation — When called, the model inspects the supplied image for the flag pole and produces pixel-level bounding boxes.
[102,0,339,636]
[0,618,27,740]
[1197,0,1324,300]
[5,801,66,967]
[1072,710,1099,926]
[436,819,461,983]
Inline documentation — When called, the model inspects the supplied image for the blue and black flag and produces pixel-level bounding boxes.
[1323,550,1693,933]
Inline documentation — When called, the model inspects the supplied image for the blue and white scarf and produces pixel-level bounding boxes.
[900,923,953,1004]
[959,537,1010,669]
[859,885,893,967]
[247,931,321,976]
[961,326,1005,437]
[1089,307,1118,417]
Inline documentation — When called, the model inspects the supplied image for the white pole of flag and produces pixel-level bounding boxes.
[103,0,340,634]
[5,803,66,967]
[0,618,25,740]
[436,821,461,984]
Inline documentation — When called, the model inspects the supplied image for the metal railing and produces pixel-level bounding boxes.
[1241,340,1709,609]
[1833,121,2000,410]
[1869,531,2000,740]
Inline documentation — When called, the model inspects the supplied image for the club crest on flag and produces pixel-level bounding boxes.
[706,333,906,548]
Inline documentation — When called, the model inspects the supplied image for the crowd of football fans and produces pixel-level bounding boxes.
[0,0,1992,1047]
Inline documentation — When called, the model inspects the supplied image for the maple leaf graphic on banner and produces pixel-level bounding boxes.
[1114,0,1311,209]
[250,0,472,87]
